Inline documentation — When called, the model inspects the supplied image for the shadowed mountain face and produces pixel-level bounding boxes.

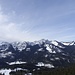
[0,39,75,68]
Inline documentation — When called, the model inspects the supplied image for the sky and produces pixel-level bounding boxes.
[0,0,75,42]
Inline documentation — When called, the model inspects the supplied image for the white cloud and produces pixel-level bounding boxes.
[0,7,39,42]
[0,1,75,42]
[0,7,41,42]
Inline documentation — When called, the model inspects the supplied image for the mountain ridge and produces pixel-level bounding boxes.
[0,39,75,68]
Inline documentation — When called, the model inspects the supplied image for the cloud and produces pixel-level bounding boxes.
[0,0,75,42]
[0,7,40,42]
[0,7,38,42]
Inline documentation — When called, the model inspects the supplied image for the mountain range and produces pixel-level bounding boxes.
[0,39,75,68]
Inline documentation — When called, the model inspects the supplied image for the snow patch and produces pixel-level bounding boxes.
[0,52,12,58]
[62,42,70,46]
[36,62,54,68]
[50,58,55,61]
[45,54,48,57]
[8,61,26,65]
[45,44,56,53]
[38,48,43,51]
[26,48,30,51]
[36,62,44,66]
[12,42,27,51]
[55,57,60,60]
[45,44,52,53]
[0,69,11,75]
[51,40,58,46]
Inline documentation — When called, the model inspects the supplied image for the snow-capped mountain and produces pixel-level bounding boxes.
[0,39,75,68]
